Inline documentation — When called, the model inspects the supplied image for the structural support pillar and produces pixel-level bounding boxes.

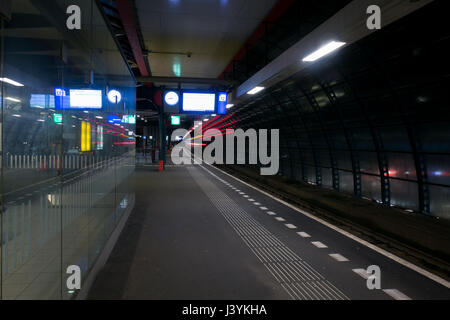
[159,111,167,169]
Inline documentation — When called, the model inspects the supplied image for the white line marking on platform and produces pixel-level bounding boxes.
[203,163,450,289]
[285,224,297,229]
[260,207,268,211]
[312,241,328,249]
[248,199,255,202]
[383,289,411,300]
[267,212,276,216]
[352,268,370,280]
[254,202,261,206]
[329,254,349,262]
[275,217,286,222]
[297,232,311,238]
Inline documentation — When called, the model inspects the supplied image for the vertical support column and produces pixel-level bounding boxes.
[262,95,296,180]
[322,82,361,198]
[159,111,167,168]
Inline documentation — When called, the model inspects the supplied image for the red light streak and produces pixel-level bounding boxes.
[114,142,136,145]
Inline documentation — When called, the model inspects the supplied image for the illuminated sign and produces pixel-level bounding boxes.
[108,115,121,124]
[97,125,104,150]
[30,94,55,109]
[55,87,66,97]
[70,89,102,109]
[107,90,122,104]
[53,113,63,123]
[164,91,179,106]
[54,87,70,109]
[81,121,91,152]
[121,115,136,124]
[217,92,227,115]
[171,116,181,126]
[219,93,227,102]
[182,92,216,112]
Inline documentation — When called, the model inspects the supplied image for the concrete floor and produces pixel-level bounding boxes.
[88,164,450,300]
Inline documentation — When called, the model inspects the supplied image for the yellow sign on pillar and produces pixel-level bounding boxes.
[81,121,91,152]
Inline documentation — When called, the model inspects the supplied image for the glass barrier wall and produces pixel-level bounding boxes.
[0,0,136,299]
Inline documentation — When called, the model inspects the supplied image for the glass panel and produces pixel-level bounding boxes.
[361,174,381,202]
[390,180,419,211]
[359,151,380,175]
[1,0,135,300]
[322,168,333,189]
[387,152,417,180]
[429,185,450,219]
[426,155,450,186]
[339,170,354,195]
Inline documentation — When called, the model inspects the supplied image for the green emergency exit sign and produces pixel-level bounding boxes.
[171,116,181,126]
[54,113,63,123]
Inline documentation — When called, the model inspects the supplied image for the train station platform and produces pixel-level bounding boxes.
[87,163,450,300]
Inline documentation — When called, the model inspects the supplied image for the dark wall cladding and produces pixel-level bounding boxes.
[0,0,136,299]
[230,1,450,220]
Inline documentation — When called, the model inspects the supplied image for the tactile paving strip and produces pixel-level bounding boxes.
[188,165,348,300]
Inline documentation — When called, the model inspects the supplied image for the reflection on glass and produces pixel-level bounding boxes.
[1,0,135,300]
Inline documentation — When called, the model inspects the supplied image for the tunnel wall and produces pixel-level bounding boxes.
[228,1,450,220]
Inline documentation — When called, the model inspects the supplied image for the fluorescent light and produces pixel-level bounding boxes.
[37,119,45,122]
[95,116,103,119]
[226,104,234,109]
[0,77,24,87]
[302,41,346,62]
[6,97,21,102]
[12,114,21,118]
[247,87,265,95]
[203,119,209,122]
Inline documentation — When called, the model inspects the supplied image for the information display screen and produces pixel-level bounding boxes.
[30,94,55,109]
[182,92,216,112]
[69,89,102,109]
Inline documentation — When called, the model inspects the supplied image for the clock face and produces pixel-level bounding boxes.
[165,91,179,106]
[108,90,122,103]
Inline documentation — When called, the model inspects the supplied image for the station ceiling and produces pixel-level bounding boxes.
[135,0,278,79]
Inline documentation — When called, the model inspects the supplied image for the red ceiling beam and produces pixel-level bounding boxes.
[218,0,296,79]
[115,0,149,77]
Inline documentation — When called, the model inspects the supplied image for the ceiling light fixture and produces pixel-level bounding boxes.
[6,97,21,102]
[0,77,24,87]
[302,41,346,62]
[247,87,265,95]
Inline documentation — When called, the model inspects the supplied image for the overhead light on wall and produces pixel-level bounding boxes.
[0,77,24,87]
[247,86,265,95]
[302,41,346,62]
[226,104,234,109]
[6,97,21,102]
